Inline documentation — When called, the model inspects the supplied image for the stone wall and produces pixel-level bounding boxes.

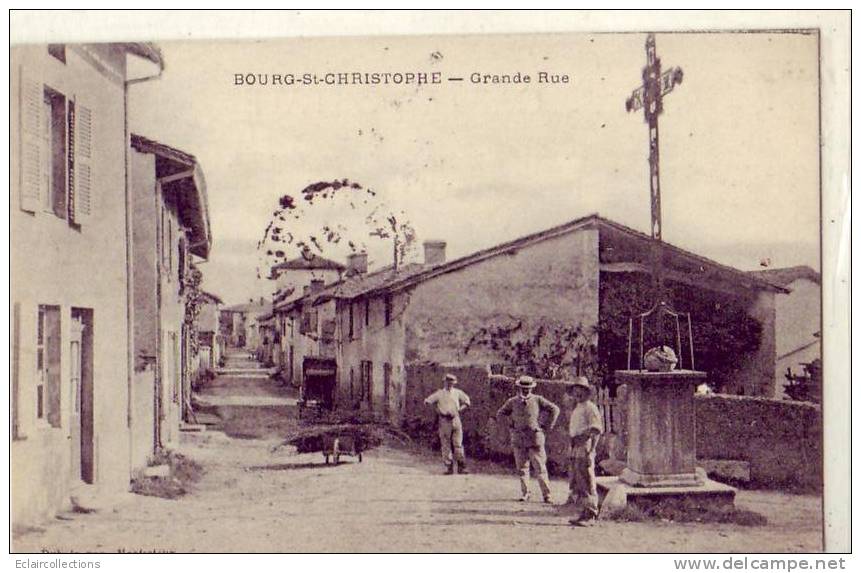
[695,393,822,489]
[404,227,600,366]
[403,363,822,488]
[403,363,578,474]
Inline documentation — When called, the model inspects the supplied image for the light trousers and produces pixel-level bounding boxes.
[438,417,465,466]
[513,445,551,497]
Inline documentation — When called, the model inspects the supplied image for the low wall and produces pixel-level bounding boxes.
[695,393,822,489]
[403,363,577,474]
[403,363,823,488]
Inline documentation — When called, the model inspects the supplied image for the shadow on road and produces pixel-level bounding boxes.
[247,461,359,471]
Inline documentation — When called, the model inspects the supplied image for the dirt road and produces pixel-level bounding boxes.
[13,359,823,553]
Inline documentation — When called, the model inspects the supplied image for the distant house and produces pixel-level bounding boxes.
[11,42,164,525]
[274,214,786,424]
[196,291,223,373]
[219,298,272,350]
[748,265,821,399]
[129,133,212,461]
[270,253,345,306]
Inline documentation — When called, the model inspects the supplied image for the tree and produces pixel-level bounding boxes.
[256,178,417,279]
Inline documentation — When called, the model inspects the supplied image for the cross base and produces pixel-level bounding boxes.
[597,476,737,518]
[619,466,707,488]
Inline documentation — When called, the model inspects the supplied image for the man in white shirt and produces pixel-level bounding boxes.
[424,374,471,474]
[567,376,603,525]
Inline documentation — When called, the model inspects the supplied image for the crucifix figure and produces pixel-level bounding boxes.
[625,33,691,366]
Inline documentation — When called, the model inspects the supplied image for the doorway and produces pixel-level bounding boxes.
[70,308,94,484]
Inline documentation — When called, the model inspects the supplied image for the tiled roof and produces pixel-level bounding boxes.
[271,254,346,273]
[222,300,272,314]
[748,265,820,287]
[200,291,223,305]
[275,263,429,311]
[130,133,211,259]
[359,214,788,298]
[274,213,788,313]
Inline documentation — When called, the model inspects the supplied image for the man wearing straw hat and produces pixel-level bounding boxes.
[566,376,603,526]
[495,376,560,502]
[424,373,471,474]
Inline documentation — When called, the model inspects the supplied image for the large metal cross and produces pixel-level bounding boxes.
[626,33,684,244]
[625,33,686,354]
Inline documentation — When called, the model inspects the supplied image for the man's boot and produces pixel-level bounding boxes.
[445,464,455,475]
[457,462,469,475]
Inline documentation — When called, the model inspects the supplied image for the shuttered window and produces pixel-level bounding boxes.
[37,304,62,428]
[19,65,94,226]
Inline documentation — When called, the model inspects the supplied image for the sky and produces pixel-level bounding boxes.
[128,31,820,305]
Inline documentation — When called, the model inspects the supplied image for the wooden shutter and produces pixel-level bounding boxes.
[72,97,93,225]
[18,67,42,213]
[45,307,62,428]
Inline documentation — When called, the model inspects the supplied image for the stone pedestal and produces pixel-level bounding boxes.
[599,369,736,517]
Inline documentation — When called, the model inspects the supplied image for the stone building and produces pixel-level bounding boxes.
[219,298,271,350]
[748,265,821,399]
[10,43,164,525]
[129,134,212,462]
[274,214,786,424]
[196,291,224,373]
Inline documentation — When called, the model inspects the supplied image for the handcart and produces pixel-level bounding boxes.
[322,433,364,464]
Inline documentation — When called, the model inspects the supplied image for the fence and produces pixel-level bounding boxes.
[595,386,617,435]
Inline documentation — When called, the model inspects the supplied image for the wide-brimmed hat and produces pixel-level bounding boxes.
[444,374,458,384]
[569,376,591,391]
[515,376,537,389]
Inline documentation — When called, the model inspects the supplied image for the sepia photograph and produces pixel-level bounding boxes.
[7,9,850,555]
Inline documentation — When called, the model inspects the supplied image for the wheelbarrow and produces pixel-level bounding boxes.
[322,433,364,464]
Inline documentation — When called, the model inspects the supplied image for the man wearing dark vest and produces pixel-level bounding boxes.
[496,376,561,502]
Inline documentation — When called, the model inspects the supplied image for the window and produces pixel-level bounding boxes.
[360,360,373,407]
[364,300,370,327]
[36,305,62,427]
[168,218,173,279]
[42,88,67,218]
[348,304,354,339]
[349,367,355,401]
[19,70,92,223]
[177,237,186,288]
[383,363,392,415]
[355,303,364,337]
[48,44,66,63]
[384,295,393,326]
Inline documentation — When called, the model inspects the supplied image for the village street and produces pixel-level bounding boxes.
[12,352,822,553]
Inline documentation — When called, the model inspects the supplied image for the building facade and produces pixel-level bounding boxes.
[276,214,785,425]
[11,43,163,525]
[129,134,212,464]
[749,266,821,399]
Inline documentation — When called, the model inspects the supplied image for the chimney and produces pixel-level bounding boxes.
[347,252,368,275]
[302,285,310,297]
[310,279,325,293]
[423,240,447,265]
